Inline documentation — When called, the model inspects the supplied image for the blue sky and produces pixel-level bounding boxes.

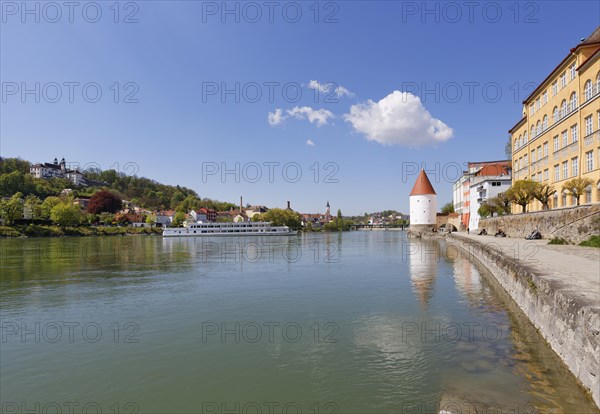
[1,1,599,215]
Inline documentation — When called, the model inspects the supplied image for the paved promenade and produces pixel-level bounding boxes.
[452,233,600,307]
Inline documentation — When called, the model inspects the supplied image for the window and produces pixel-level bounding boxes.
[572,157,578,176]
[537,146,542,160]
[535,98,540,111]
[562,192,567,206]
[531,174,537,182]
[561,130,568,147]
[569,62,576,81]
[554,165,560,182]
[531,150,536,163]
[585,115,593,135]
[542,90,548,105]
[524,132,528,144]
[586,187,592,204]
[552,81,558,96]
[562,160,569,180]
[531,125,535,138]
[537,172,542,182]
[571,124,578,143]
[569,92,577,111]
[530,104,534,116]
[553,106,559,123]
[553,135,559,152]
[560,72,567,88]
[543,169,549,181]
[514,137,519,150]
[584,80,593,101]
[560,100,567,117]
[543,142,549,157]
[586,150,594,172]
[524,154,528,165]
[542,115,548,130]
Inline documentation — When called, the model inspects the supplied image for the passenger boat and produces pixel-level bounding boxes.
[162,221,297,237]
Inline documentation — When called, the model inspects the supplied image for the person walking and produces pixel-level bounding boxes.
[467,227,470,234]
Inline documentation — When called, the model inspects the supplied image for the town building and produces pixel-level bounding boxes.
[30,157,89,186]
[453,161,512,229]
[155,210,176,227]
[409,169,437,231]
[509,26,600,212]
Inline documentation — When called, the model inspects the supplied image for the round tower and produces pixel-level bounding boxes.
[409,169,437,235]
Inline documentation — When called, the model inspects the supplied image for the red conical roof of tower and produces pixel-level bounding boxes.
[409,169,436,196]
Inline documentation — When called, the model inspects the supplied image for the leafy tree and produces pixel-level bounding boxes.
[50,203,81,227]
[172,212,186,227]
[491,192,512,215]
[145,214,156,225]
[562,177,594,206]
[253,208,302,230]
[440,202,455,214]
[88,190,123,214]
[23,194,42,220]
[532,183,556,210]
[506,180,536,213]
[478,201,496,218]
[0,193,24,225]
[40,196,63,219]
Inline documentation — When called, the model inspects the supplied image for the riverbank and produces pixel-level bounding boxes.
[448,233,600,409]
[0,224,163,238]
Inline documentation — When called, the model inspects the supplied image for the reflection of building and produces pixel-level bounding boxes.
[509,26,600,211]
[409,170,437,236]
[408,240,438,309]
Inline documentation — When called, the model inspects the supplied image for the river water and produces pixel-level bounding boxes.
[1,232,597,413]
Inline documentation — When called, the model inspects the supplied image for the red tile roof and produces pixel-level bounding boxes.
[410,170,436,196]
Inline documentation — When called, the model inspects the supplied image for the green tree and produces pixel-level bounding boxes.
[532,183,556,210]
[440,202,455,214]
[172,212,186,227]
[562,177,594,206]
[23,194,42,220]
[40,196,63,219]
[478,201,497,218]
[0,193,24,225]
[145,214,156,225]
[490,192,512,215]
[253,208,302,230]
[506,180,536,213]
[50,203,81,227]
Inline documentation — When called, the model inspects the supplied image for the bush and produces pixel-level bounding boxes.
[548,237,568,245]
[579,235,600,248]
[0,226,22,237]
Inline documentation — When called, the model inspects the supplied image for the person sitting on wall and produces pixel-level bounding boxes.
[478,229,487,236]
[495,229,507,237]
[526,228,542,240]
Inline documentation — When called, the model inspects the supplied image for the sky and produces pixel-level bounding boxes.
[1,1,599,215]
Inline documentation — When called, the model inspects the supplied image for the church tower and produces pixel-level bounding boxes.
[409,169,437,233]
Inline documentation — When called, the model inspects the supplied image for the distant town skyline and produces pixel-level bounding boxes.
[2,2,599,214]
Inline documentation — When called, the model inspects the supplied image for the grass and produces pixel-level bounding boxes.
[548,237,568,245]
[579,235,600,248]
[0,225,162,238]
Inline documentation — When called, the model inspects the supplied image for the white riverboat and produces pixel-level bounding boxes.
[162,221,297,237]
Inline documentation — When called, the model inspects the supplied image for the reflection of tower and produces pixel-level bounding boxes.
[408,240,438,309]
[409,169,437,235]
[325,201,331,218]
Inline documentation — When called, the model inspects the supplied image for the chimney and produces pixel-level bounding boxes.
[240,196,243,213]
[287,201,291,210]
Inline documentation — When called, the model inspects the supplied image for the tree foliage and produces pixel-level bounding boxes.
[562,177,594,206]
[532,183,556,210]
[252,208,302,230]
[50,203,81,227]
[0,193,24,225]
[506,180,536,213]
[440,202,455,214]
[88,190,123,214]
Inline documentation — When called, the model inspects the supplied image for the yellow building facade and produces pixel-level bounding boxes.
[509,26,600,212]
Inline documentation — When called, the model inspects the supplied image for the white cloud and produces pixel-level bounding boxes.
[306,139,315,146]
[268,109,287,126]
[308,80,354,98]
[287,106,334,127]
[344,91,453,147]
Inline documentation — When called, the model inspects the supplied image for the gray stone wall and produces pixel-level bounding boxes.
[479,204,600,244]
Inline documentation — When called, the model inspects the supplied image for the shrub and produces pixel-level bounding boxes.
[579,235,600,248]
[548,237,568,245]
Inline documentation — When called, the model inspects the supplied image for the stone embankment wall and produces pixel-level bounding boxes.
[479,204,600,244]
[447,234,600,409]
